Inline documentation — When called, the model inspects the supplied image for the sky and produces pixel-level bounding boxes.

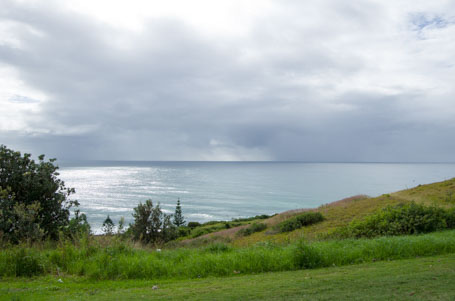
[0,0,455,162]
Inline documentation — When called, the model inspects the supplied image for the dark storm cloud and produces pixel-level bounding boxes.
[1,0,454,161]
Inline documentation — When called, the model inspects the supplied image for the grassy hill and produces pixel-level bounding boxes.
[2,178,455,300]
[183,178,455,247]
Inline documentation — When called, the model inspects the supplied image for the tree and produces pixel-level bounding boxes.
[117,216,125,234]
[102,215,115,235]
[131,200,176,244]
[173,198,186,227]
[64,209,91,240]
[0,145,77,242]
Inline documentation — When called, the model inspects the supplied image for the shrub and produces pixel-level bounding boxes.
[191,227,211,238]
[237,223,267,236]
[276,212,325,233]
[14,248,44,277]
[177,226,190,237]
[0,145,77,242]
[130,200,177,244]
[232,214,272,222]
[187,222,201,228]
[63,209,91,240]
[346,202,455,238]
[292,240,324,269]
[102,215,115,235]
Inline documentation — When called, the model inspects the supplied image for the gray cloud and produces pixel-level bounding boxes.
[1,0,455,161]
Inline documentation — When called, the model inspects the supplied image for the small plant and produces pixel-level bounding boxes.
[102,215,115,235]
[292,240,323,269]
[237,223,267,236]
[64,209,91,240]
[117,217,125,234]
[187,222,201,228]
[275,212,325,233]
[232,214,272,222]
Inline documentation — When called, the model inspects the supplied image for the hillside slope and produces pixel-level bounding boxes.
[187,177,455,246]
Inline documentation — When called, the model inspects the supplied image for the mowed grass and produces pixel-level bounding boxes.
[1,253,455,300]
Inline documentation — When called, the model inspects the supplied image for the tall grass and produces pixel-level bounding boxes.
[1,230,455,280]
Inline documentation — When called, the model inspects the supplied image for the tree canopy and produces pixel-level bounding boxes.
[0,145,77,242]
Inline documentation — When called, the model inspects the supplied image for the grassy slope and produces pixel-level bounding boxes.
[2,253,455,300]
[195,178,455,246]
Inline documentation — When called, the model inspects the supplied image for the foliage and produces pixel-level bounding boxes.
[0,145,77,241]
[187,222,201,228]
[342,202,455,238]
[275,212,325,233]
[63,209,91,240]
[0,188,44,243]
[292,240,323,269]
[173,198,185,227]
[102,215,115,235]
[117,216,125,234]
[177,226,191,237]
[232,214,273,222]
[2,254,455,300]
[131,200,177,244]
[1,230,455,279]
[237,223,267,237]
[189,222,242,238]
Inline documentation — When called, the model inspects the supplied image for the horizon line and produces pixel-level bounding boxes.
[58,160,455,164]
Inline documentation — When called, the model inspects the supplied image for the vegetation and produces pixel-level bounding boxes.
[187,221,201,228]
[0,145,77,243]
[130,200,176,244]
[337,202,455,238]
[102,215,115,235]
[237,223,267,237]
[63,209,90,241]
[1,145,455,300]
[232,214,272,222]
[274,211,325,233]
[1,254,454,300]
[173,198,185,227]
[1,230,455,280]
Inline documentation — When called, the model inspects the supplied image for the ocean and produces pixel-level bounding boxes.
[58,161,455,233]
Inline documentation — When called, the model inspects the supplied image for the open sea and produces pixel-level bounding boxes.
[58,161,455,233]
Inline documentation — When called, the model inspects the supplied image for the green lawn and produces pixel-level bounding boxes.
[2,253,455,300]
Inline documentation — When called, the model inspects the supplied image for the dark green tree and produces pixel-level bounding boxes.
[102,215,115,235]
[173,198,186,227]
[0,145,77,241]
[131,199,176,244]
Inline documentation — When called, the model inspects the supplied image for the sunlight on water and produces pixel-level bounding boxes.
[58,162,455,233]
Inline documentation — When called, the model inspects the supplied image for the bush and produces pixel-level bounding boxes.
[0,145,78,242]
[237,223,267,236]
[63,209,91,240]
[187,222,201,229]
[130,200,177,244]
[232,214,272,222]
[292,240,324,269]
[102,215,115,235]
[346,202,455,238]
[177,226,190,237]
[276,212,325,233]
[191,227,211,238]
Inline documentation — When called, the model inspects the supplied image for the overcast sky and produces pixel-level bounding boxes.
[1,0,454,161]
